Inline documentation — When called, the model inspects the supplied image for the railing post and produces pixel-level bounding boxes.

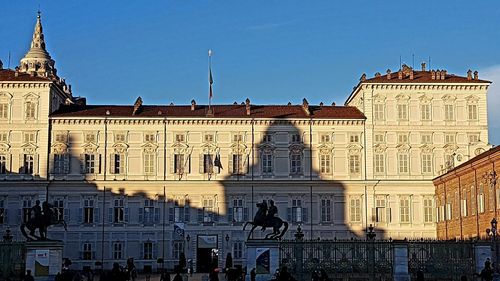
[393,242,410,281]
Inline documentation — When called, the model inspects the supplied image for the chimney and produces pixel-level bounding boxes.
[431,70,436,80]
[398,70,403,80]
[287,102,292,106]
[441,70,447,80]
[409,71,414,80]
[319,102,324,107]
[132,96,143,115]
[245,98,251,115]
[191,99,196,111]
[0,59,3,70]
[331,102,336,106]
[421,62,426,71]
[233,101,237,105]
[386,69,392,80]
[302,98,310,115]
[474,71,478,80]
[375,72,381,77]
[467,69,473,80]
[360,73,367,82]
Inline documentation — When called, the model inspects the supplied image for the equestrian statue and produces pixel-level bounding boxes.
[20,200,67,241]
[243,200,288,240]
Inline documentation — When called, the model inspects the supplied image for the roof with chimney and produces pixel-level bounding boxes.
[0,69,53,82]
[50,102,366,120]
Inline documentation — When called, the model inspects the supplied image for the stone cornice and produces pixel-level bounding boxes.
[361,83,489,91]
[0,82,51,89]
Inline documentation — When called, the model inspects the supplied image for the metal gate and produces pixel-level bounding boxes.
[0,241,26,280]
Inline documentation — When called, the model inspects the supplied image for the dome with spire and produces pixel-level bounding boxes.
[19,12,57,78]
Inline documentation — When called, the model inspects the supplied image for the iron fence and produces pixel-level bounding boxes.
[0,241,26,281]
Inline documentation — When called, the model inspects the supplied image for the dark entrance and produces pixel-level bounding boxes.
[196,235,218,273]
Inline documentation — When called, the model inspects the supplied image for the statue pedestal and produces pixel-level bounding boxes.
[25,241,64,281]
[245,240,280,281]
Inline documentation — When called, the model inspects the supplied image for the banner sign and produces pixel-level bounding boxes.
[35,250,49,276]
[256,248,270,274]
[197,235,217,248]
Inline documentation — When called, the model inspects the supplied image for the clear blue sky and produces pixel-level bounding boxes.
[1,1,500,142]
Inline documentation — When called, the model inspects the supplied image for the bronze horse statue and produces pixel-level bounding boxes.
[243,201,288,240]
[20,201,67,241]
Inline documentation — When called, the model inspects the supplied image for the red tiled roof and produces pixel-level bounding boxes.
[0,69,53,82]
[50,104,366,119]
[363,70,491,84]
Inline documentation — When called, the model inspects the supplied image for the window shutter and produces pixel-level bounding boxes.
[154,208,160,223]
[94,208,100,223]
[199,154,204,174]
[213,208,219,222]
[4,209,8,223]
[371,208,377,222]
[244,207,249,221]
[64,209,71,222]
[109,154,115,174]
[80,154,86,173]
[34,154,39,175]
[386,208,391,223]
[124,207,129,222]
[98,154,102,174]
[168,208,174,223]
[108,208,113,223]
[287,208,292,222]
[64,154,70,174]
[19,154,25,174]
[48,153,54,174]
[243,155,249,174]
[227,208,233,223]
[187,154,191,174]
[153,244,157,259]
[184,207,190,222]
[302,208,308,223]
[140,243,144,260]
[197,209,203,222]
[228,155,233,174]
[171,154,176,174]
[119,154,126,174]
[78,208,83,223]
[138,208,144,223]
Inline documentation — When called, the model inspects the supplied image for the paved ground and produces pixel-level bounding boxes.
[96,273,222,281]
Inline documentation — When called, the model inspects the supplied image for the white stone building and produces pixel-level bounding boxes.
[0,14,492,271]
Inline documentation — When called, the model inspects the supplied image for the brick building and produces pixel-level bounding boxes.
[434,146,500,240]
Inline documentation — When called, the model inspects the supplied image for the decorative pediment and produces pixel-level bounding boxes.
[475,147,486,156]
[420,144,434,154]
[21,142,37,154]
[346,143,362,154]
[0,143,10,153]
[395,93,410,101]
[396,143,411,153]
[171,142,189,153]
[51,142,68,154]
[373,94,386,103]
[112,143,129,154]
[465,95,479,103]
[441,94,457,102]
[317,143,333,155]
[373,143,387,154]
[419,94,433,103]
[443,143,459,154]
[231,142,248,154]
[23,92,40,99]
[0,92,13,100]
[141,142,158,154]
[200,142,218,153]
[289,143,304,154]
[82,142,99,154]
[258,143,276,154]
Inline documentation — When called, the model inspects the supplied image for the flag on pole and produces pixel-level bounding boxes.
[214,149,223,170]
[208,49,213,99]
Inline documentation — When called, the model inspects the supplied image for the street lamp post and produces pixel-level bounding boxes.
[487,218,498,275]
[366,224,376,281]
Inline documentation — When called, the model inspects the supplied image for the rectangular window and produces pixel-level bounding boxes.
[203,199,215,222]
[445,134,456,144]
[263,134,273,142]
[144,153,155,175]
[175,134,185,142]
[398,154,409,173]
[421,134,432,144]
[83,243,93,260]
[471,186,476,215]
[144,199,155,224]
[0,155,7,174]
[319,154,331,174]
[113,242,123,260]
[22,199,32,223]
[321,199,332,222]
[349,155,360,174]
[446,203,452,220]
[53,199,64,221]
[173,241,183,260]
[233,241,243,259]
[53,154,65,174]
[423,198,434,223]
[24,132,36,143]
[0,103,8,119]
[204,134,214,142]
[374,154,385,174]
[203,154,214,174]
[349,134,360,143]
[0,200,5,224]
[290,154,302,174]
[233,134,243,142]
[84,154,95,174]
[461,198,467,217]
[0,133,7,142]
[54,134,67,143]
[397,104,408,120]
[292,199,303,223]
[290,134,301,143]
[84,198,94,224]
[262,154,273,174]
[420,104,431,121]
[112,154,123,174]
[143,242,153,260]
[349,197,361,222]
[421,154,433,174]
[398,134,408,144]
[444,104,454,121]
[174,154,184,174]
[374,134,384,143]
[232,154,244,174]
[320,134,330,143]
[25,101,36,119]
[468,104,478,120]
[374,104,385,121]
[375,196,387,223]
[23,154,34,174]
[232,199,244,223]
[400,197,410,223]
[144,133,156,142]
[468,133,480,144]
[85,133,96,143]
[114,199,124,223]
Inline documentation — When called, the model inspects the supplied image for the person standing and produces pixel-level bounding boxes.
[250,268,256,281]
[23,270,34,281]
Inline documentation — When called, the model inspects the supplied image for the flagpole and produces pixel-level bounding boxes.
[208,49,213,113]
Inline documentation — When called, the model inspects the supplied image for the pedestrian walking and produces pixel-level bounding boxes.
[479,259,494,281]
[160,271,170,281]
[250,268,256,281]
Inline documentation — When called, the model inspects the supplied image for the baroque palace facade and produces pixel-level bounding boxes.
[0,14,492,271]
